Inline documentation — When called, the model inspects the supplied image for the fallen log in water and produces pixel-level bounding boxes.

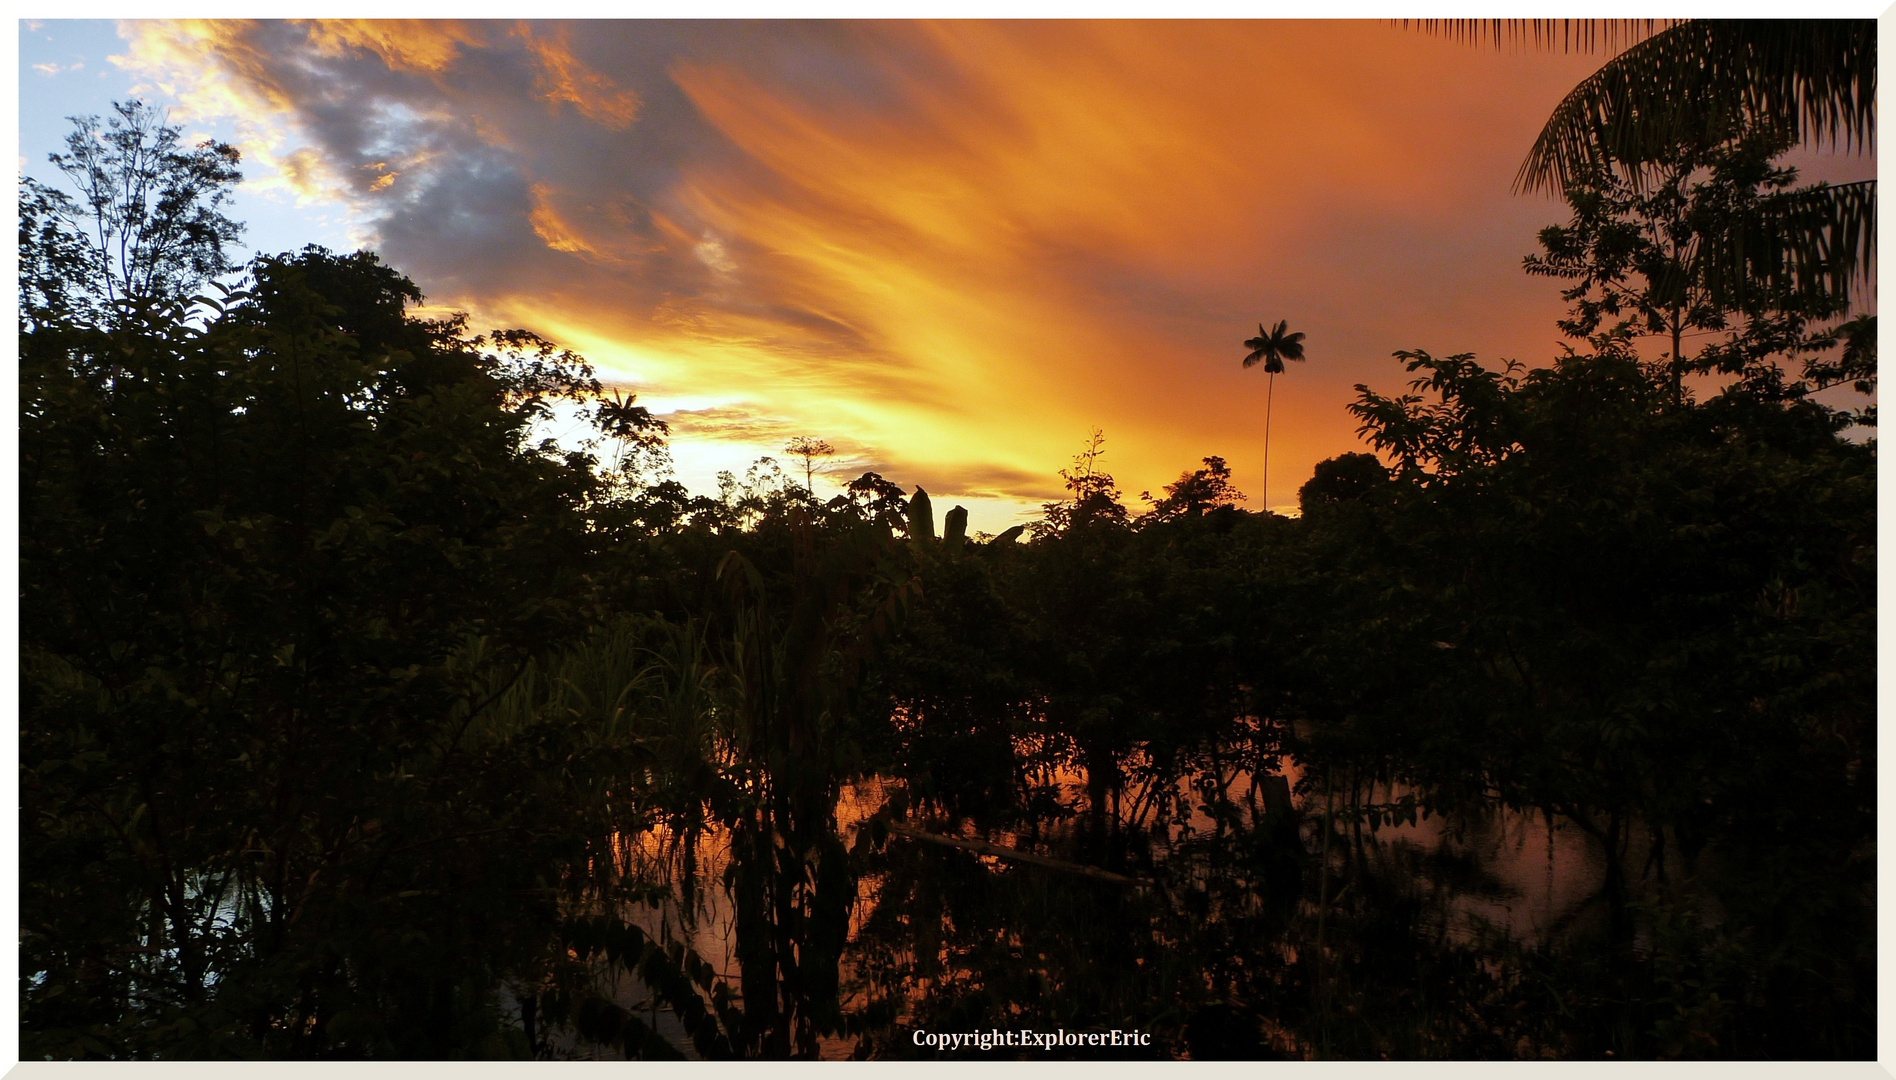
[885,822,1151,887]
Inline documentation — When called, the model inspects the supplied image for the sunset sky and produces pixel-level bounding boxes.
[18,18,1876,531]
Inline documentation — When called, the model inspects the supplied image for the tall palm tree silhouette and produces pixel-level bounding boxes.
[1241,319,1306,513]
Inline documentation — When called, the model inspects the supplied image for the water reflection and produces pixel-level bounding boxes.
[557,757,1646,1060]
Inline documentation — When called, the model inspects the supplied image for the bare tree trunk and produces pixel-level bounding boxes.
[1671,308,1684,405]
[1263,372,1277,511]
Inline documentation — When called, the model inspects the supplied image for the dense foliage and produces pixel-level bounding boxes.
[19,99,1873,1060]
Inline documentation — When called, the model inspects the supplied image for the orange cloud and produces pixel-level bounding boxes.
[108,20,1636,525]
[646,22,1595,510]
[516,24,641,130]
[528,182,602,257]
[303,20,488,74]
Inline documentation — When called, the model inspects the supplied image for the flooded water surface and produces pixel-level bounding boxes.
[555,758,1649,1060]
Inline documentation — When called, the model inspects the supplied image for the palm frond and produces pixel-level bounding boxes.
[1242,324,1272,367]
[1519,20,1876,195]
[1695,179,1876,308]
[1402,19,1678,55]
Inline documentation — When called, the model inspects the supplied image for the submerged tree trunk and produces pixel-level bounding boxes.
[1083,741,1119,853]
[1315,766,1335,1058]
[1348,769,1366,881]
[1565,803,1633,947]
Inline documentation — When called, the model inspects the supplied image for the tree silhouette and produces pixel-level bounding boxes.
[1524,132,1864,406]
[784,436,835,492]
[21,100,243,326]
[1241,320,1306,512]
[1141,456,1245,522]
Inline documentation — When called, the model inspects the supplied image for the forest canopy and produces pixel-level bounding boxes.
[18,77,1875,1060]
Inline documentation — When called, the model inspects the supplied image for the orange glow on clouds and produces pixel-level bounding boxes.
[303,20,489,75]
[518,25,642,130]
[114,19,1624,527]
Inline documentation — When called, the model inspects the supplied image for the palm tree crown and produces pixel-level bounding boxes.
[1243,320,1307,375]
